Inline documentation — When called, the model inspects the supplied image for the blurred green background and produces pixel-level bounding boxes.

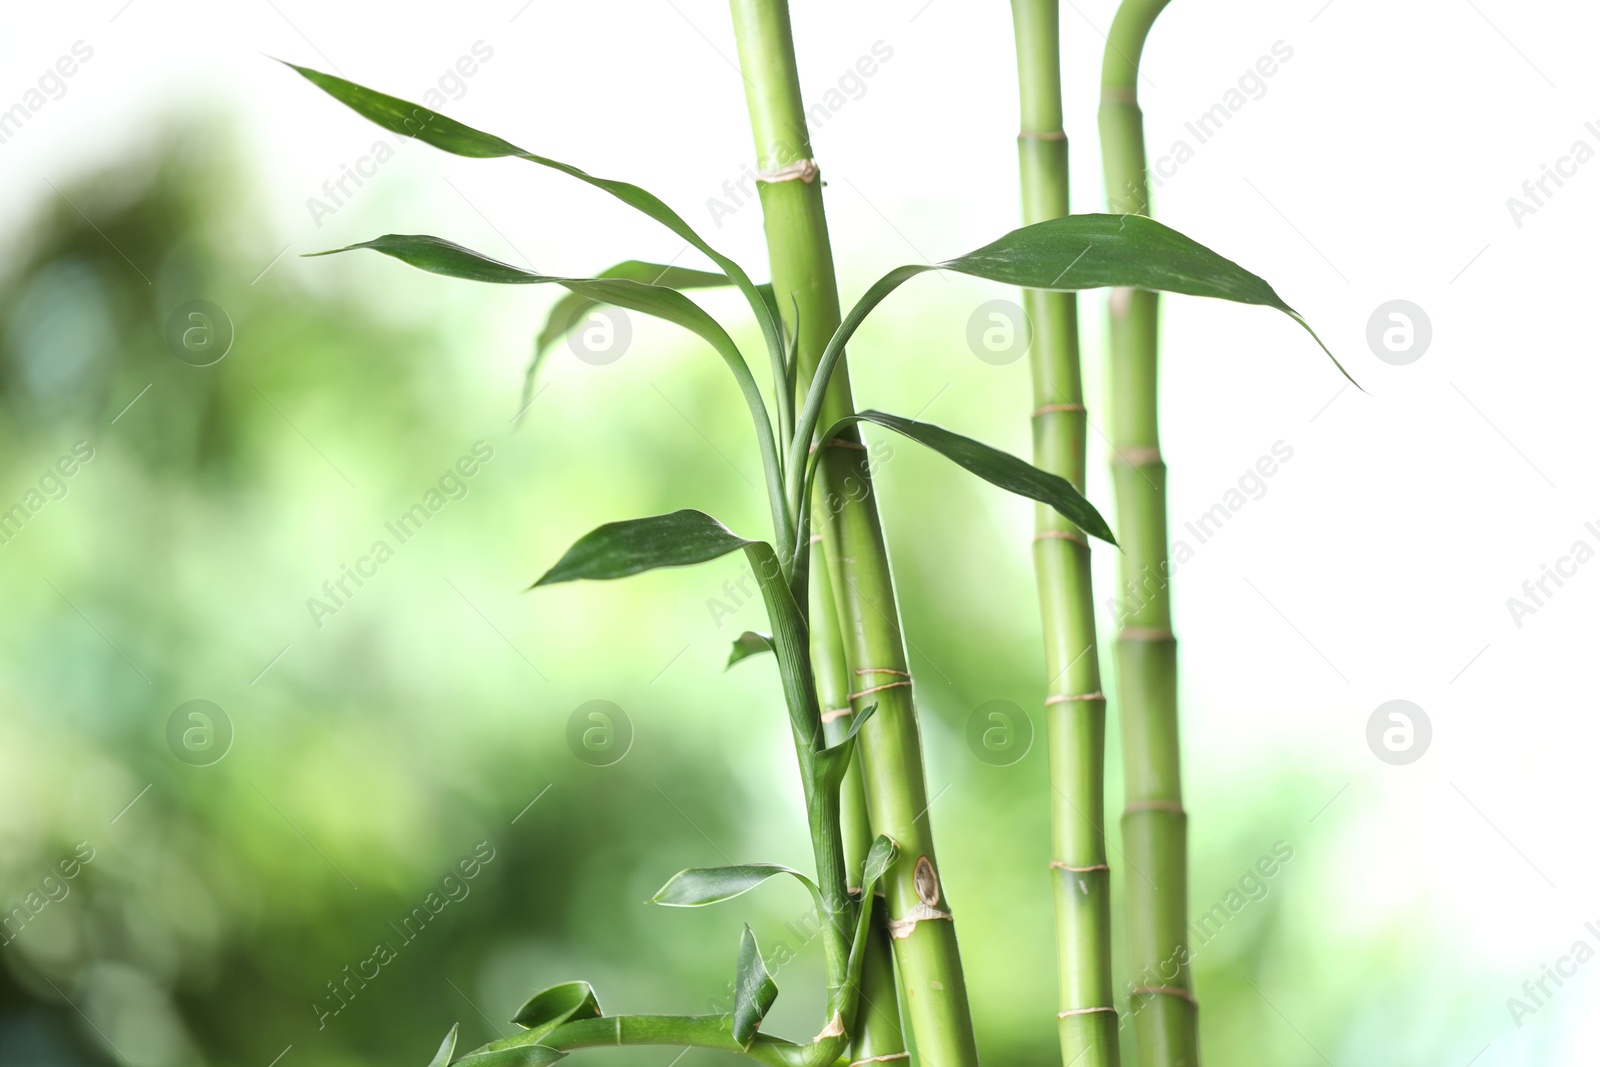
[0,121,1482,1067]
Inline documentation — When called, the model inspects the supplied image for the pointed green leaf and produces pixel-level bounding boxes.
[725,631,773,669]
[532,510,754,587]
[452,1031,568,1067]
[835,835,900,1024]
[536,263,733,360]
[791,214,1346,483]
[524,262,735,416]
[425,1025,458,1067]
[862,835,898,888]
[947,213,1340,377]
[310,235,743,363]
[511,982,603,1040]
[314,235,787,524]
[650,864,819,908]
[283,63,783,367]
[812,411,1115,546]
[815,703,877,791]
[732,924,778,1049]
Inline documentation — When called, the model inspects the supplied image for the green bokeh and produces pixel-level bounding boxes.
[0,123,1482,1067]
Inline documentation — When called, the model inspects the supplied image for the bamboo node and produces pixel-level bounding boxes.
[820,707,852,723]
[808,533,824,544]
[853,667,910,677]
[1129,985,1197,1006]
[1113,446,1163,467]
[850,680,910,699]
[813,1012,845,1041]
[810,438,867,454]
[1102,86,1139,105]
[1049,861,1110,872]
[1123,800,1186,815]
[1044,692,1104,705]
[1031,402,1086,417]
[1018,129,1068,141]
[758,158,819,183]
[1033,529,1087,546]
[1057,1006,1117,1017]
[886,901,952,939]
[849,1054,910,1067]
[1118,626,1174,642]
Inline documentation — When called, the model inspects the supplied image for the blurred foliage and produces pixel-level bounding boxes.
[0,121,1474,1067]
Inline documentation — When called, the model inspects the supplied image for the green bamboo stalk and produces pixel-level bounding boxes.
[1097,3,1196,1066]
[727,4,981,1065]
[812,551,907,1065]
[1008,4,1118,1066]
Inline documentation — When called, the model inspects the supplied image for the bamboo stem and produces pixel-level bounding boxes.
[1097,4,1196,1066]
[813,552,907,1064]
[727,4,981,1065]
[1008,4,1118,1066]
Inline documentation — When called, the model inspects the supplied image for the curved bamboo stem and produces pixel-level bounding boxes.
[1098,3,1197,1067]
[1008,3,1119,1066]
[727,3,981,1065]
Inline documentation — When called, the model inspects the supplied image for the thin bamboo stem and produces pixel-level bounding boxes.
[726,4,981,1065]
[812,552,907,1065]
[1098,4,1196,1066]
[1008,4,1118,1066]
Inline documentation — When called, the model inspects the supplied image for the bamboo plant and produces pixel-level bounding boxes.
[277,5,1336,1061]
[1008,4,1117,1067]
[1097,5,1198,1065]
[1095,3,1350,1063]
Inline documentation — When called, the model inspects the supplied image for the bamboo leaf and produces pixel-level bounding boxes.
[862,835,897,888]
[425,1025,458,1067]
[536,262,733,359]
[315,236,790,538]
[791,214,1347,484]
[835,835,899,1021]
[452,1031,568,1067]
[524,262,735,416]
[732,924,779,1049]
[532,510,754,587]
[310,235,744,366]
[511,981,603,1040]
[832,701,876,749]
[945,213,1340,377]
[283,63,783,366]
[725,631,773,669]
[815,703,877,791]
[815,411,1116,546]
[650,864,818,908]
